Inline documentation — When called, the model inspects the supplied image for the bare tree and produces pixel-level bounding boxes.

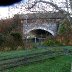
[27,0,66,13]
[69,0,72,10]
[27,0,71,23]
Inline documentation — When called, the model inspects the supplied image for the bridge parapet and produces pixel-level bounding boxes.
[19,12,65,20]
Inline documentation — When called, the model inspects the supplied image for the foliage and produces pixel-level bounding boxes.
[0,32,24,51]
[0,17,19,34]
[0,33,5,46]
[43,38,63,46]
[58,18,71,35]
[58,18,72,45]
[10,32,22,41]
[5,34,17,50]
[8,32,24,50]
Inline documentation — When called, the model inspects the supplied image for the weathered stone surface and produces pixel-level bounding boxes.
[19,12,65,19]
[14,12,63,38]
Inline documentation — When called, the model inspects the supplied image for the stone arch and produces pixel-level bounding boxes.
[26,27,55,36]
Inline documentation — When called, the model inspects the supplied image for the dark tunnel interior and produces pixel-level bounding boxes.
[29,29,52,38]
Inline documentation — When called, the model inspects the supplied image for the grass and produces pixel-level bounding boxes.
[0,48,51,60]
[62,46,72,50]
[0,46,65,60]
[0,46,72,72]
[0,46,71,61]
[5,55,71,72]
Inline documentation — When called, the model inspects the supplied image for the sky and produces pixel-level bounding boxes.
[0,0,70,19]
[0,0,28,19]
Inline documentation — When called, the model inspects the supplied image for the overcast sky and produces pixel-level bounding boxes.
[0,0,69,19]
[0,0,28,19]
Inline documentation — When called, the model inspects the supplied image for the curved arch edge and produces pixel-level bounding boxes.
[26,27,55,36]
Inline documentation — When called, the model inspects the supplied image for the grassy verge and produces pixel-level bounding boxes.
[0,46,72,72]
[0,46,72,60]
[6,55,71,72]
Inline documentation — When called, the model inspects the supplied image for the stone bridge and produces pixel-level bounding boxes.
[18,12,65,38]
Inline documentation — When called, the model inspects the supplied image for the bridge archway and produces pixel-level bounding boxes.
[29,29,53,38]
[24,23,57,38]
[25,25,56,39]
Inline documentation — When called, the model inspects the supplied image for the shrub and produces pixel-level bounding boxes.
[10,32,24,48]
[58,18,71,35]
[0,33,5,46]
[58,18,72,45]
[43,38,63,46]
[0,32,25,51]
[10,32,22,41]
[4,34,17,50]
[1,32,24,51]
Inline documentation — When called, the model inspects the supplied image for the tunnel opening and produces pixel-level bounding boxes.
[29,29,52,38]
[28,29,53,42]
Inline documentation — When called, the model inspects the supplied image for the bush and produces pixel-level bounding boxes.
[0,32,25,51]
[58,18,71,35]
[0,33,5,46]
[4,34,17,50]
[10,32,24,48]
[2,32,24,51]
[43,38,63,46]
[10,32,22,41]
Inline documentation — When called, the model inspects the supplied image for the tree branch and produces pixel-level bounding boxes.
[27,0,66,14]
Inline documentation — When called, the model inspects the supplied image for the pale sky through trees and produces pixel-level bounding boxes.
[0,0,70,19]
